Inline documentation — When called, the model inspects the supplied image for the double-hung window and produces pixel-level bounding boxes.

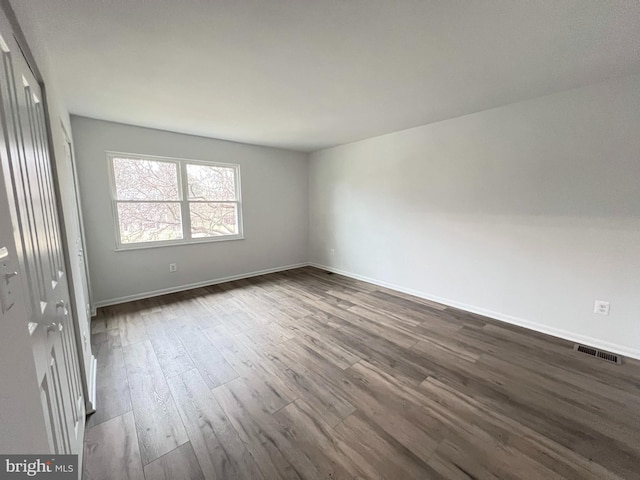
[108,152,243,249]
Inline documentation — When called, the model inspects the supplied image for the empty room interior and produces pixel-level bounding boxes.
[1,0,639,479]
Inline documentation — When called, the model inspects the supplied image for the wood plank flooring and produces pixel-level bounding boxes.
[84,267,640,479]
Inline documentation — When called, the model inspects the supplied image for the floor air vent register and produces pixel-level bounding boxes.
[574,344,622,365]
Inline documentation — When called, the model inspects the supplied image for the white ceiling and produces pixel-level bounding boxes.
[11,0,640,152]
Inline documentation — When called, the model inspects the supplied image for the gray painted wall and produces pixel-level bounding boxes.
[71,116,309,305]
[309,73,640,358]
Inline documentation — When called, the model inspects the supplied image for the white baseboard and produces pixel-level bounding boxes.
[85,354,97,414]
[94,262,309,308]
[92,260,639,360]
[309,262,640,360]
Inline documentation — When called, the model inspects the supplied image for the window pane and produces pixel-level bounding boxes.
[187,164,236,201]
[117,202,182,244]
[113,157,179,200]
[190,203,238,238]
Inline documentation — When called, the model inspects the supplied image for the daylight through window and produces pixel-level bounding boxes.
[109,153,242,248]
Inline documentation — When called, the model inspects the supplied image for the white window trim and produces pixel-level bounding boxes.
[107,151,244,251]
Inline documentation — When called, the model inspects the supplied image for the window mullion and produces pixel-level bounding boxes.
[179,161,192,240]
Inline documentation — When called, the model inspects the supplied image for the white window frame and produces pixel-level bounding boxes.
[107,151,244,251]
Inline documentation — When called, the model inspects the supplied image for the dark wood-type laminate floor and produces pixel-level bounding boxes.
[84,267,640,480]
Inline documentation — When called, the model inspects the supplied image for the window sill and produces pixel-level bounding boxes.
[114,235,244,252]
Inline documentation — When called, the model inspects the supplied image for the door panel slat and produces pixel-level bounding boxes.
[50,354,70,454]
[39,377,56,453]
[26,90,55,282]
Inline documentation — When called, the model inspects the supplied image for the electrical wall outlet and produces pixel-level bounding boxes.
[330,248,335,257]
[169,263,177,273]
[594,300,610,315]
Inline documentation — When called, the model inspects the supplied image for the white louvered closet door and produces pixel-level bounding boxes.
[0,20,85,455]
